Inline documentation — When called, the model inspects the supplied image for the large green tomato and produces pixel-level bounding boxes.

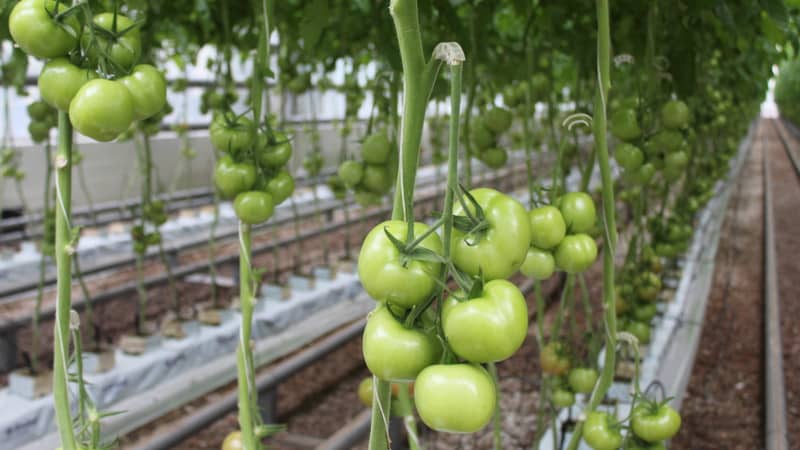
[266,170,295,204]
[361,131,391,164]
[214,156,256,199]
[442,279,528,363]
[615,143,644,171]
[558,192,596,233]
[554,234,597,273]
[414,364,496,433]
[529,205,566,249]
[358,220,443,308]
[483,107,513,134]
[9,0,80,59]
[451,188,532,280]
[257,132,292,167]
[611,108,641,142]
[81,13,142,71]
[661,100,690,130]
[362,305,441,381]
[38,58,97,111]
[583,411,623,450]
[631,404,682,442]
[360,164,393,194]
[69,79,134,142]
[233,191,274,224]
[519,247,555,280]
[118,64,167,120]
[568,367,598,394]
[210,115,254,154]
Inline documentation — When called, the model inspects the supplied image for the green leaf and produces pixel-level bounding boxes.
[760,0,787,26]
[299,0,329,53]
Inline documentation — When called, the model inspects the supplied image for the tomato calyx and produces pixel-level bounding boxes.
[452,185,491,243]
[381,219,447,268]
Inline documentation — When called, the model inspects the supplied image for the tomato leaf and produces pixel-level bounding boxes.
[299,0,329,53]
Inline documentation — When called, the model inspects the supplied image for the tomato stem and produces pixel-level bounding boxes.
[53,111,78,450]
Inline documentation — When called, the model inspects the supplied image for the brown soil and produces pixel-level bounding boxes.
[671,122,766,449]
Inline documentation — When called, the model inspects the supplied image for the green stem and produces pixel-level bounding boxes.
[73,255,96,349]
[565,1,616,448]
[32,142,53,374]
[53,112,77,450]
[489,362,503,450]
[236,223,259,450]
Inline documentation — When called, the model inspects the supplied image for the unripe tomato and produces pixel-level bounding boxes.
[520,247,556,280]
[358,220,443,308]
[443,279,528,363]
[221,431,243,450]
[583,411,623,450]
[632,162,656,186]
[568,367,598,394]
[266,170,295,205]
[661,100,690,130]
[361,131,391,164]
[631,403,682,442]
[362,305,441,381]
[28,121,50,142]
[210,115,254,154]
[557,192,596,234]
[615,143,644,171]
[529,205,567,249]
[257,132,292,167]
[69,79,135,142]
[470,121,494,150]
[552,388,575,408]
[360,164,392,194]
[451,188,532,280]
[338,160,364,187]
[479,147,508,169]
[625,320,652,345]
[554,234,597,273]
[483,107,513,134]
[633,303,658,322]
[38,58,97,111]
[119,64,167,120]
[611,108,641,142]
[9,0,80,59]
[649,130,683,154]
[358,377,373,407]
[354,189,382,206]
[233,191,274,224]
[214,156,256,199]
[540,342,570,375]
[414,364,496,433]
[81,13,142,71]
[664,150,689,180]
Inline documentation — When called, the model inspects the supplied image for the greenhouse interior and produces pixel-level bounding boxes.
[0,1,799,449]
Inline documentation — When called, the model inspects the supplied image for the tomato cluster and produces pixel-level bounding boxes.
[10,2,167,142]
[331,130,397,206]
[212,114,295,225]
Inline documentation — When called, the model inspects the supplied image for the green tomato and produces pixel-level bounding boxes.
[443,279,528,363]
[360,164,393,194]
[554,234,597,274]
[558,192,596,234]
[361,131,391,164]
[266,170,295,205]
[358,220,443,308]
[568,367,598,394]
[233,191,274,224]
[625,320,652,345]
[661,100,690,130]
[529,205,567,249]
[451,188,532,280]
[631,403,682,442]
[210,115,254,154]
[354,189,382,206]
[81,13,142,71]
[257,131,292,167]
[633,303,658,322]
[611,108,641,142]
[357,377,373,407]
[615,143,644,171]
[338,160,364,187]
[69,79,134,142]
[479,147,508,169]
[632,162,656,186]
[27,100,51,122]
[519,247,556,280]
[38,58,97,111]
[414,364,496,433]
[214,156,256,199]
[118,64,167,120]
[583,411,623,450]
[539,342,570,375]
[649,130,684,154]
[470,121,494,150]
[28,121,50,142]
[552,388,575,408]
[483,107,513,134]
[664,150,689,180]
[9,0,80,59]
[221,431,242,450]
[362,305,441,381]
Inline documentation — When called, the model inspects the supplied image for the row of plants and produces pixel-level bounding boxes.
[2,0,798,449]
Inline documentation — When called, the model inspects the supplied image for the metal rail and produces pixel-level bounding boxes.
[763,120,790,450]
[773,119,800,180]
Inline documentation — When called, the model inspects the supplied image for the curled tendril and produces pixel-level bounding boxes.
[562,112,593,131]
[433,42,466,66]
[614,54,635,66]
